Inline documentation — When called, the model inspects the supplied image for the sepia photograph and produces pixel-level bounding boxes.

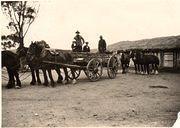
[1,0,180,127]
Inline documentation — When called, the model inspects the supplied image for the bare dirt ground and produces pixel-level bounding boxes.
[2,69,180,127]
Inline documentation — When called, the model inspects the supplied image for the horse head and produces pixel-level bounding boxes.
[27,41,50,62]
[27,42,39,62]
[131,49,145,63]
[16,46,28,58]
[130,50,135,59]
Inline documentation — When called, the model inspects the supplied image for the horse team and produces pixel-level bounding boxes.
[2,41,160,89]
[119,49,159,75]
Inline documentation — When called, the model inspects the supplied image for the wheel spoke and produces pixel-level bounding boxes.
[97,72,101,77]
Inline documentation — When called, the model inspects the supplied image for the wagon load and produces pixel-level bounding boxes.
[42,48,119,82]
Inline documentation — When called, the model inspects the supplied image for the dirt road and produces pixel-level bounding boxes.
[2,70,180,127]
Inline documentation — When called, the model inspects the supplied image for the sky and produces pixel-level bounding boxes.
[1,0,180,50]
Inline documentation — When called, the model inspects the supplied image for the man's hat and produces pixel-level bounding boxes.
[100,35,103,38]
[76,31,80,34]
[85,42,89,44]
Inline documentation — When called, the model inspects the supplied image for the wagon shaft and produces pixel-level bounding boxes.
[42,61,86,70]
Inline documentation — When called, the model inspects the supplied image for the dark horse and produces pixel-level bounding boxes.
[17,41,65,85]
[131,49,159,74]
[117,50,131,73]
[2,50,21,89]
[27,42,76,86]
[17,46,42,85]
[131,50,144,74]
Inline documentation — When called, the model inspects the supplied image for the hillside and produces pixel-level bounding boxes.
[108,35,180,51]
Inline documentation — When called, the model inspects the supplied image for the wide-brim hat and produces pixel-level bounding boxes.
[76,31,80,34]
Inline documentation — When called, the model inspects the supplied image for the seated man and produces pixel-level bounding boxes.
[71,41,77,52]
[83,42,90,52]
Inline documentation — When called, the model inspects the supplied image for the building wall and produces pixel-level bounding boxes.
[157,50,180,68]
[176,51,180,67]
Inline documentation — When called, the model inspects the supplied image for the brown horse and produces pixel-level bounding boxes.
[2,50,21,89]
[131,49,159,74]
[27,41,76,87]
[17,41,66,85]
[17,46,42,85]
[117,50,131,74]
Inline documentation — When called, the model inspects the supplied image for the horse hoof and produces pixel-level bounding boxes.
[15,86,21,89]
[51,84,56,87]
[155,71,159,75]
[72,79,77,84]
[62,80,68,85]
[151,71,155,74]
[43,82,49,86]
[51,82,55,87]
[30,81,36,85]
[57,80,62,84]
[6,86,13,89]
[37,81,41,85]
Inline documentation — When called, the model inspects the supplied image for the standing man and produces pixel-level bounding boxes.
[74,31,85,52]
[98,35,107,53]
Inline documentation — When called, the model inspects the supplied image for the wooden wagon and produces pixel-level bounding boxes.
[43,51,119,82]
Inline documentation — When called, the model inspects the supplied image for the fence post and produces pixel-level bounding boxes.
[160,51,164,68]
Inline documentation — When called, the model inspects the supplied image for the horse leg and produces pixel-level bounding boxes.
[155,64,159,75]
[143,64,147,74]
[6,68,15,89]
[47,69,55,87]
[7,68,12,87]
[124,64,127,73]
[121,63,125,74]
[140,64,144,74]
[35,69,41,85]
[152,64,155,74]
[134,63,137,74]
[123,64,126,73]
[30,68,36,85]
[63,67,69,84]
[42,69,49,86]
[137,64,140,73]
[55,67,63,84]
[14,70,21,89]
[126,63,129,73]
[125,64,128,73]
[146,64,150,74]
[71,68,77,84]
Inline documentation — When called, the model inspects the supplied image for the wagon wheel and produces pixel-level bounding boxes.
[86,58,103,82]
[67,68,81,80]
[107,55,119,79]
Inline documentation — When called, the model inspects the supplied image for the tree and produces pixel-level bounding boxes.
[1,34,17,50]
[1,1,39,48]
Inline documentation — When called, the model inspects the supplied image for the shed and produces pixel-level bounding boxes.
[108,35,180,68]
